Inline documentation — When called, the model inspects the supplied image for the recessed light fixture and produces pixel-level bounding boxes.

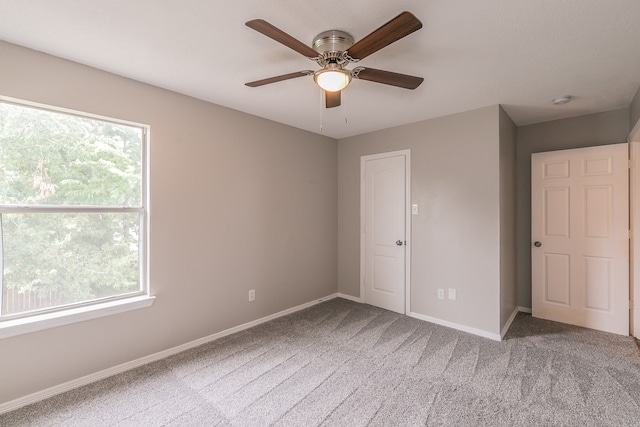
[552,96,572,105]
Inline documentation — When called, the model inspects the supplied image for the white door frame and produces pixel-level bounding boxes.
[360,149,411,313]
[630,138,640,338]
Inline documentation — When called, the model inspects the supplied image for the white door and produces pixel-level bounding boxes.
[532,143,629,335]
[361,151,409,314]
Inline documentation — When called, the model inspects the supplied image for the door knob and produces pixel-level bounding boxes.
[396,240,404,246]
[534,241,542,247]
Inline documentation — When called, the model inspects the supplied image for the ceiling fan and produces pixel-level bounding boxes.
[245,11,424,108]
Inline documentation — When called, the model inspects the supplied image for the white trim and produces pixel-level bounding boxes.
[360,156,367,303]
[408,311,502,342]
[360,149,411,314]
[517,306,532,314]
[0,294,339,414]
[404,154,412,314]
[337,293,362,303]
[0,295,155,340]
[631,142,639,338]
[500,307,520,338]
[360,158,366,307]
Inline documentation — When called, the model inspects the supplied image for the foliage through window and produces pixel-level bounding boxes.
[0,99,147,319]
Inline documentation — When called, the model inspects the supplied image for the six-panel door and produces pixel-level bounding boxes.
[532,143,629,335]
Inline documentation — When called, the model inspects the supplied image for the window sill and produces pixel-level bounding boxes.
[0,295,155,340]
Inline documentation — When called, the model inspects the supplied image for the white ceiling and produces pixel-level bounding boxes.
[1,0,640,139]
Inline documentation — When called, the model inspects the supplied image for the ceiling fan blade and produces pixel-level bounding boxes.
[354,67,424,89]
[245,71,312,87]
[246,19,319,58]
[347,12,422,60]
[325,91,341,108]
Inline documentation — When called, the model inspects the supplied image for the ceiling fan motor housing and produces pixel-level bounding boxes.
[312,30,354,54]
[312,30,355,67]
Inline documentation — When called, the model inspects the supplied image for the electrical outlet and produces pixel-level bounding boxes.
[412,204,419,215]
[448,288,456,300]
[248,289,255,302]
[437,289,445,300]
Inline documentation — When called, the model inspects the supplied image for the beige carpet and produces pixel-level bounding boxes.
[3,298,640,426]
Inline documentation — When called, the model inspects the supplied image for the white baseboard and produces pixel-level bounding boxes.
[0,293,340,415]
[517,306,532,314]
[337,293,362,303]
[408,311,502,341]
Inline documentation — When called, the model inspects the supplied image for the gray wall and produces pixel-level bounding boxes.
[0,41,338,404]
[515,109,630,308]
[338,106,504,335]
[499,107,517,330]
[4,35,630,405]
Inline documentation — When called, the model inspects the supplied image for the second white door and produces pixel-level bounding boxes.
[532,143,629,335]
[361,151,408,314]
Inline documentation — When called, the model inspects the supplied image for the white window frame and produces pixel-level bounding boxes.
[0,96,153,339]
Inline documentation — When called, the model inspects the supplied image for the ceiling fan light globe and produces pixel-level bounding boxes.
[314,69,351,92]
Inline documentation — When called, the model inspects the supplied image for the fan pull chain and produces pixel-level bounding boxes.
[343,88,348,125]
[319,88,324,131]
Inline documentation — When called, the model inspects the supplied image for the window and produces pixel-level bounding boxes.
[0,97,148,327]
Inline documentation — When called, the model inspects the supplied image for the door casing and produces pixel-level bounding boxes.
[630,140,640,338]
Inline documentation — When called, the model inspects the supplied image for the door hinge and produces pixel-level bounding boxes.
[630,299,634,310]
[630,230,633,239]
[629,159,634,169]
